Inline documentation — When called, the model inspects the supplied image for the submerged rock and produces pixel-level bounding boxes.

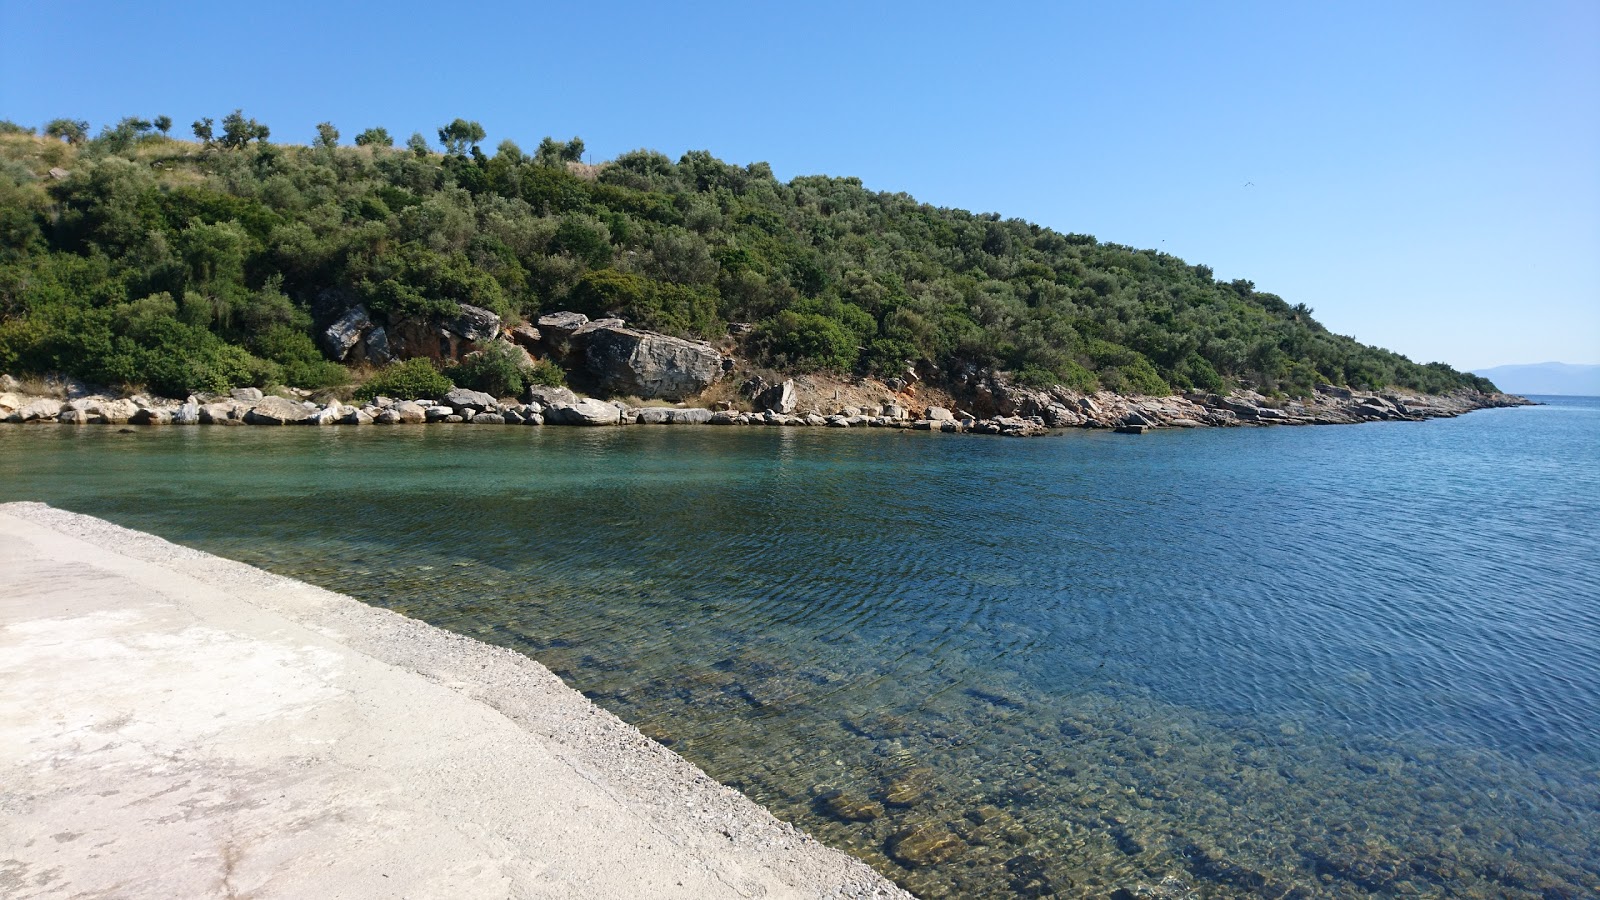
[819,792,884,823]
[886,823,966,868]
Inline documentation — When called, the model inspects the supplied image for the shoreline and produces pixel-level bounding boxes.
[1,375,1534,437]
[0,502,911,899]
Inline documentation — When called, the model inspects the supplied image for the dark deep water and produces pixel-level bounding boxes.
[4,398,1597,898]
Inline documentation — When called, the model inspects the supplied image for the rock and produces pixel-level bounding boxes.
[57,408,90,425]
[882,403,907,420]
[174,402,200,425]
[669,408,713,425]
[886,824,965,868]
[130,408,172,425]
[308,404,343,426]
[536,311,590,336]
[635,407,672,425]
[469,412,506,425]
[199,403,237,424]
[1115,424,1149,435]
[374,408,401,424]
[424,405,456,422]
[94,398,139,424]
[508,322,542,349]
[320,306,374,361]
[18,399,63,422]
[0,374,18,392]
[394,401,428,424]
[245,396,314,425]
[582,325,724,401]
[924,406,955,421]
[338,407,373,425]
[757,379,797,414]
[444,304,501,342]
[362,326,392,365]
[526,386,579,408]
[231,387,265,403]
[820,792,884,823]
[443,388,499,412]
[709,411,738,425]
[548,398,623,426]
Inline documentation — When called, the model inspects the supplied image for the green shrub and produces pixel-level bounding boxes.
[354,357,452,402]
[444,342,530,398]
[527,357,565,387]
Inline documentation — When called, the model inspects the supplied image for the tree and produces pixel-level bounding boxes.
[44,118,89,145]
[153,115,172,136]
[354,126,392,148]
[218,109,269,149]
[406,132,430,157]
[437,118,485,156]
[313,121,340,149]
[534,135,585,166]
[192,117,214,145]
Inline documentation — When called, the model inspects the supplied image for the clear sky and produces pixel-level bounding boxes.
[2,0,1595,368]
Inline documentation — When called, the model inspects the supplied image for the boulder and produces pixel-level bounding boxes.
[320,306,374,361]
[374,408,402,424]
[548,398,623,426]
[339,407,374,425]
[245,396,314,425]
[231,387,265,403]
[0,391,22,412]
[95,398,139,424]
[57,408,90,425]
[18,399,63,421]
[508,322,542,349]
[445,303,501,342]
[174,402,200,425]
[443,388,499,413]
[582,325,724,401]
[394,401,428,424]
[635,407,672,425]
[130,408,172,425]
[757,379,797,414]
[669,408,713,425]
[308,404,343,426]
[886,825,965,868]
[362,326,392,365]
[469,412,506,425]
[924,406,956,422]
[536,311,590,337]
[526,385,580,408]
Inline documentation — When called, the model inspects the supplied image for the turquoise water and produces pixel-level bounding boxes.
[3,399,1597,898]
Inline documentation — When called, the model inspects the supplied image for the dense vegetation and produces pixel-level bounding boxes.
[0,113,1497,398]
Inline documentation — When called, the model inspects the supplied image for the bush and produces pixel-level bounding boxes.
[354,357,452,402]
[527,357,565,387]
[761,310,858,372]
[445,342,530,398]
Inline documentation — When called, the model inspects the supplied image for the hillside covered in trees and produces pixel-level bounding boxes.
[0,113,1497,398]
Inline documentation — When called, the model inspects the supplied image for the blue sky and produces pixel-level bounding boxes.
[3,0,1595,368]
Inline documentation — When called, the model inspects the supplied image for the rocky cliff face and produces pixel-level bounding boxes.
[582,325,725,401]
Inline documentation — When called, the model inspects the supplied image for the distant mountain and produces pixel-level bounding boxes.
[1471,363,1600,396]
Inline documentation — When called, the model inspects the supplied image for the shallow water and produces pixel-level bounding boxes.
[4,399,1598,898]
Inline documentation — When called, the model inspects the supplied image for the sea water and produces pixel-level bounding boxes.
[3,398,1596,898]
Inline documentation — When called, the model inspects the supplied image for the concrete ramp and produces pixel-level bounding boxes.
[0,502,909,900]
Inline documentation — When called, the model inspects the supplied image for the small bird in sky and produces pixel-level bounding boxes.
[1244,181,1255,187]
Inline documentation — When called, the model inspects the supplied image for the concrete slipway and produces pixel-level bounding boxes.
[0,501,911,899]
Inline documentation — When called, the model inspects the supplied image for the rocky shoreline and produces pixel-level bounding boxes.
[0,373,1531,437]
